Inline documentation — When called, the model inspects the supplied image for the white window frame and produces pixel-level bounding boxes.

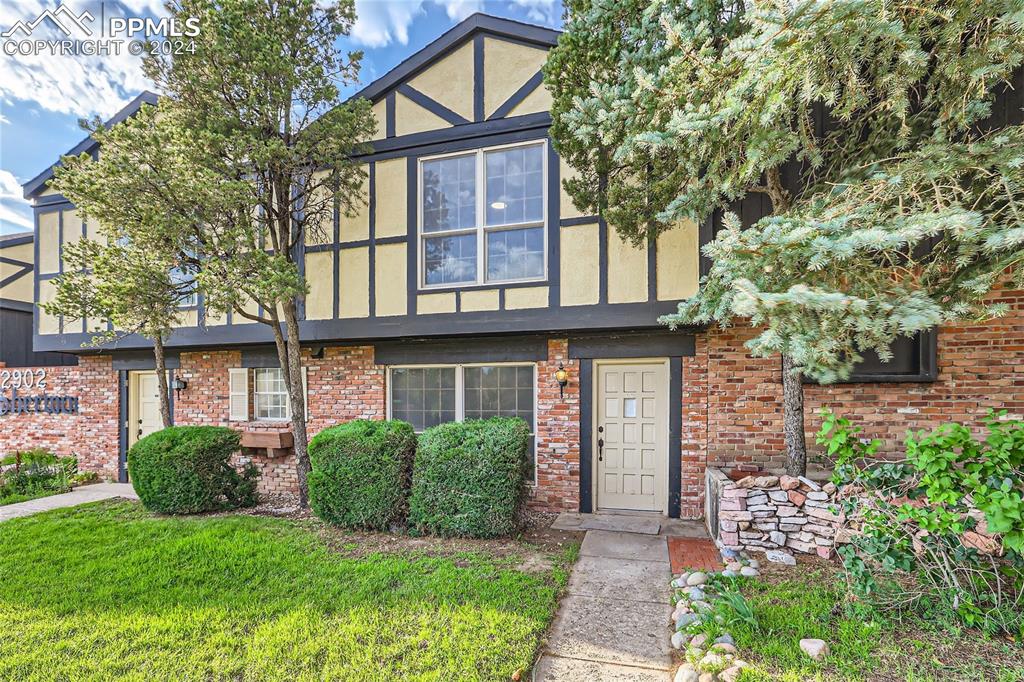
[247,367,308,422]
[417,140,548,290]
[169,266,198,308]
[386,363,538,483]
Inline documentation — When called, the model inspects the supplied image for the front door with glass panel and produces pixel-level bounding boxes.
[129,371,163,447]
[596,362,668,512]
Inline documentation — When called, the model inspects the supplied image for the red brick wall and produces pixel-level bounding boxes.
[699,289,1024,477]
[172,346,384,497]
[532,339,581,512]
[0,356,119,481]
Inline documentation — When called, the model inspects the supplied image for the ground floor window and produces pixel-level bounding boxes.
[254,368,289,420]
[388,364,537,480]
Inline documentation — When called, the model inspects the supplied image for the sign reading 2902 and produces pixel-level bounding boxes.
[0,369,81,417]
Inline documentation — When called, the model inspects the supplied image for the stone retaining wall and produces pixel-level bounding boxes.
[713,468,843,559]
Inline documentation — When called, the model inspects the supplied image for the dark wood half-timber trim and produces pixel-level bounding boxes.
[396,84,470,126]
[647,237,657,303]
[568,331,696,359]
[488,70,544,120]
[356,112,550,161]
[668,356,682,518]
[368,162,377,318]
[578,358,594,514]
[406,156,418,315]
[374,334,548,365]
[559,215,599,227]
[34,302,693,353]
[385,91,396,138]
[598,218,609,304]
[111,350,181,371]
[473,35,485,122]
[118,370,128,483]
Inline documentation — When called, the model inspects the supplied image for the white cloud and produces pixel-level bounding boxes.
[510,0,560,25]
[351,0,484,48]
[0,113,8,125]
[0,169,33,234]
[0,1,154,119]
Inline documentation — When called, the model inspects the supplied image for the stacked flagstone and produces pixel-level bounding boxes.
[717,474,844,559]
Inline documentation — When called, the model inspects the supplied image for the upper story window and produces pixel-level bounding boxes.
[169,266,197,308]
[419,141,546,288]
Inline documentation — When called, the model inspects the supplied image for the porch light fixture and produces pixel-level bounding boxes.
[554,363,568,399]
[171,376,188,398]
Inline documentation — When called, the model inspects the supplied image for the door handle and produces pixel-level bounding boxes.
[597,438,604,461]
[137,428,143,438]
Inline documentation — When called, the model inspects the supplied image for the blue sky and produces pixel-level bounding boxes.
[0,0,563,235]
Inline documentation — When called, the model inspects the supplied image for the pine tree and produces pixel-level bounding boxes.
[547,0,1024,475]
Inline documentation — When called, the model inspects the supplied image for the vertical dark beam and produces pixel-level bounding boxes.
[56,209,64,333]
[385,91,396,138]
[333,172,341,320]
[406,156,418,316]
[32,209,40,342]
[647,235,657,302]
[167,369,175,426]
[668,356,682,519]
[473,35,485,122]
[598,218,609,305]
[118,370,128,483]
[547,143,561,308]
[578,358,593,513]
[699,214,714,279]
[368,162,377,318]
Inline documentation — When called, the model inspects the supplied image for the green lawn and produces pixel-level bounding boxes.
[708,564,1024,682]
[0,501,574,681]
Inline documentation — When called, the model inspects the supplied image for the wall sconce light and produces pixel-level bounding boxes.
[554,362,568,399]
[171,376,188,398]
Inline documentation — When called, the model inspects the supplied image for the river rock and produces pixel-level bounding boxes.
[686,571,708,586]
[674,664,699,682]
[800,638,829,660]
[765,549,797,565]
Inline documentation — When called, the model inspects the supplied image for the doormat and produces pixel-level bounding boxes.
[668,536,723,573]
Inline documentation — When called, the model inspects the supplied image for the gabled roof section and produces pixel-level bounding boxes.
[352,13,560,104]
[22,90,159,200]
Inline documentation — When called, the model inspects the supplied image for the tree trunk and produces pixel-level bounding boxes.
[781,353,807,476]
[153,337,172,428]
[272,299,311,507]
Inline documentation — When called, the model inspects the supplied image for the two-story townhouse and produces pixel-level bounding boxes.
[6,14,1022,518]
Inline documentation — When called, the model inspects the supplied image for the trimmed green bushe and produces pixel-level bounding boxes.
[128,426,257,514]
[307,419,416,530]
[409,417,530,538]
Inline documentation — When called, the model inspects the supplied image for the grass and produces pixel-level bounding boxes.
[0,500,576,681]
[694,564,1024,682]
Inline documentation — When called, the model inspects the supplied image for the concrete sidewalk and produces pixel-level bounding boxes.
[534,527,674,681]
[0,483,138,523]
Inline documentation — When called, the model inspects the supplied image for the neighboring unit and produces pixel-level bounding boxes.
[5,15,1022,518]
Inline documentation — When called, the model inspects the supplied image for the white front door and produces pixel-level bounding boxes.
[596,361,668,512]
[129,371,163,447]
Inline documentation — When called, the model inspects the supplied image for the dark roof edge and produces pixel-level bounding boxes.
[351,13,560,103]
[0,231,33,246]
[22,90,160,199]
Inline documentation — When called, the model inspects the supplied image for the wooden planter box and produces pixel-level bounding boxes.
[239,430,294,458]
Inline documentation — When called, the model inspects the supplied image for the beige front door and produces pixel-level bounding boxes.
[596,361,668,512]
[129,371,163,447]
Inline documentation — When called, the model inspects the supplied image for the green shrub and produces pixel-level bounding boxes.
[307,419,416,529]
[821,409,1024,635]
[409,417,530,538]
[0,449,74,505]
[128,426,257,514]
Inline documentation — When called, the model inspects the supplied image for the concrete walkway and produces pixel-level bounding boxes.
[0,483,138,523]
[535,521,676,681]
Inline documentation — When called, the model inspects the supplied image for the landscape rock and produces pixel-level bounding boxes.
[714,633,735,647]
[765,549,797,565]
[719,666,745,682]
[674,664,699,682]
[699,652,728,668]
[787,490,807,506]
[798,476,822,492]
[726,561,742,572]
[689,633,709,649]
[740,566,759,577]
[687,572,708,586]
[799,638,829,660]
[721,569,737,578]
[688,587,706,601]
[671,631,687,649]
[779,475,800,490]
[676,612,701,628]
[698,674,715,682]
[747,559,760,569]
[712,642,738,655]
